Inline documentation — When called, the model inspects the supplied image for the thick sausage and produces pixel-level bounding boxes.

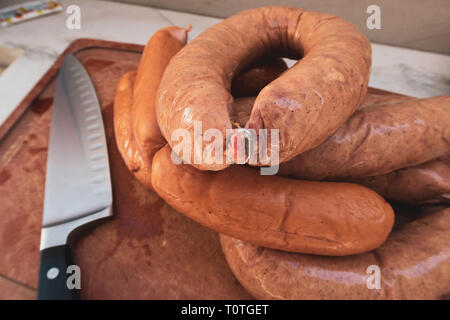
[231,58,288,98]
[132,26,189,161]
[157,6,371,170]
[113,26,189,189]
[279,96,450,179]
[151,145,394,256]
[220,207,450,299]
[113,70,154,190]
[352,153,450,206]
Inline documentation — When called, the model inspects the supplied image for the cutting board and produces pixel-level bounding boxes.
[0,38,406,300]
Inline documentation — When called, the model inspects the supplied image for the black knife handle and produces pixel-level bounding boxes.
[37,245,80,300]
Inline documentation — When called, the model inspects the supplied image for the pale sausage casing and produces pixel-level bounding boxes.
[132,26,189,158]
[220,207,450,300]
[279,96,450,179]
[151,145,394,256]
[156,6,371,170]
[114,26,189,190]
[352,153,450,206]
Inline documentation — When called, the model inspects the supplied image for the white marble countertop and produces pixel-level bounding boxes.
[0,0,449,128]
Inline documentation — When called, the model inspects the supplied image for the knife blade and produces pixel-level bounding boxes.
[38,53,113,300]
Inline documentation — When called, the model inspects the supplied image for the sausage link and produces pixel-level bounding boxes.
[157,6,371,170]
[279,96,450,179]
[220,207,450,299]
[151,145,394,256]
[351,153,450,206]
[113,71,153,190]
[132,26,189,160]
[113,26,189,189]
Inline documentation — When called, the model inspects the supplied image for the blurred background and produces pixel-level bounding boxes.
[105,0,450,55]
[1,0,449,54]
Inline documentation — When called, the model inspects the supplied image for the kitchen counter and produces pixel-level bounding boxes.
[0,0,449,299]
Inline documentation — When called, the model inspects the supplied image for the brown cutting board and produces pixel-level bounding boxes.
[0,39,252,299]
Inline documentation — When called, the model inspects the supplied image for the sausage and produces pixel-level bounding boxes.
[114,70,154,190]
[351,153,450,206]
[156,6,371,170]
[151,145,394,256]
[219,207,450,299]
[278,96,450,180]
[131,26,189,159]
[113,26,189,189]
[231,58,288,98]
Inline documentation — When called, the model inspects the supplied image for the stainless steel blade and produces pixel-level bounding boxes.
[42,53,112,230]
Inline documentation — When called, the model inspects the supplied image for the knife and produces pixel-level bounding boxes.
[38,53,113,300]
